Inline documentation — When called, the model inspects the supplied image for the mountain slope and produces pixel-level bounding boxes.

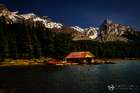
[97,20,138,42]
[0,4,139,42]
[0,4,140,59]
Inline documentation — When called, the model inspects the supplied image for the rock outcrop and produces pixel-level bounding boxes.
[97,20,136,42]
[84,27,98,39]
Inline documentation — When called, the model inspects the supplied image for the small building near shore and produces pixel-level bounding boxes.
[65,51,95,64]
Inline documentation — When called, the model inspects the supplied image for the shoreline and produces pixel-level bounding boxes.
[0,58,139,67]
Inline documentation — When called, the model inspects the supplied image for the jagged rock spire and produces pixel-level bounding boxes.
[103,19,112,25]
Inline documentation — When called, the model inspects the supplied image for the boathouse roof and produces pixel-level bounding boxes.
[65,51,95,59]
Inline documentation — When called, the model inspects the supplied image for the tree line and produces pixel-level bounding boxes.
[0,16,140,60]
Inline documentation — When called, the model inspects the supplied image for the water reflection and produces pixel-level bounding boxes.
[0,60,140,93]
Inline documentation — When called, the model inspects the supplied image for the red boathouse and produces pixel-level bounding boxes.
[65,51,95,64]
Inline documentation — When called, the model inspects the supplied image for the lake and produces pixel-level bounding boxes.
[0,60,140,93]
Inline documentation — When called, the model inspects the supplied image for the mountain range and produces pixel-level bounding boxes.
[0,4,140,42]
[0,4,140,59]
[0,4,139,42]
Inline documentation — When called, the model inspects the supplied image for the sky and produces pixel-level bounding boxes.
[0,0,140,30]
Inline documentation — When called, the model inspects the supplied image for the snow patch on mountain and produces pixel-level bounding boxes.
[70,26,99,39]
[85,27,99,39]
[21,13,63,29]
[20,13,36,20]
[46,22,63,29]
[71,26,84,32]
[0,9,63,29]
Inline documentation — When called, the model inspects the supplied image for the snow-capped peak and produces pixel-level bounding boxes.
[0,8,63,29]
[31,16,63,29]
[20,12,63,29]
[71,26,84,32]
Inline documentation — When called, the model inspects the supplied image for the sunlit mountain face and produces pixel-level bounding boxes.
[0,0,140,31]
[0,3,140,59]
[0,4,139,42]
[0,3,140,50]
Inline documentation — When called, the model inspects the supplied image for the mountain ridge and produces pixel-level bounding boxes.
[0,4,139,42]
[0,4,140,59]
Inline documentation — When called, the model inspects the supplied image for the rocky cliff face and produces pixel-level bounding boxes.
[97,20,137,42]
[70,26,98,40]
